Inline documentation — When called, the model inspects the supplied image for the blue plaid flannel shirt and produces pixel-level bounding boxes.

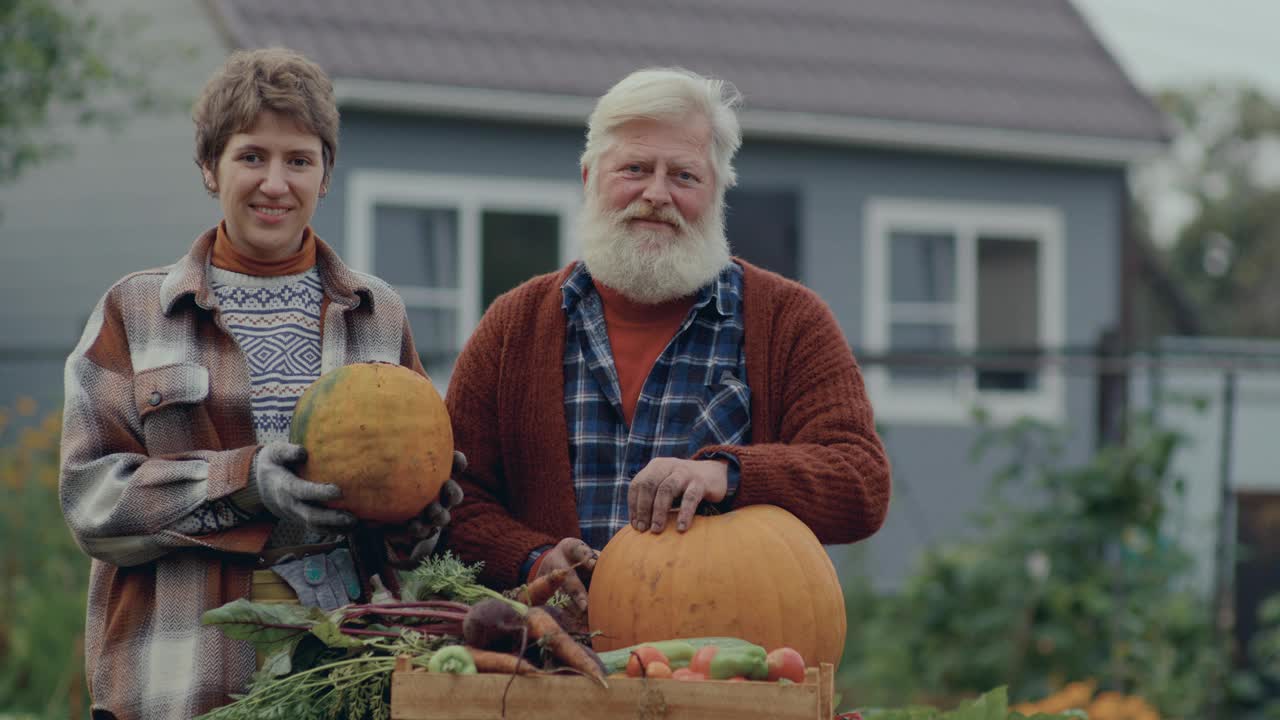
[559,261,750,551]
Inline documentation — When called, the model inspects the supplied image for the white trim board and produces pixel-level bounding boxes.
[334,78,1165,167]
[862,197,1067,425]
[346,170,582,351]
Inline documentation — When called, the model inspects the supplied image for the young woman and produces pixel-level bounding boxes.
[58,48,460,719]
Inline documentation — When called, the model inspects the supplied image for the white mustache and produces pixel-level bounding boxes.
[616,203,687,231]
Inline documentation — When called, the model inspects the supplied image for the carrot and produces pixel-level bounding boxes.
[522,566,574,606]
[525,606,606,682]
[465,647,541,675]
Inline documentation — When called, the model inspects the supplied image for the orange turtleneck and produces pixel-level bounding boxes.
[593,280,696,426]
[211,221,317,277]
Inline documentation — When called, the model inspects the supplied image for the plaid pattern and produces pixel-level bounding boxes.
[562,263,749,549]
[59,228,423,719]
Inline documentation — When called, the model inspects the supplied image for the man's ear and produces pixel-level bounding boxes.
[582,166,589,187]
[201,165,218,195]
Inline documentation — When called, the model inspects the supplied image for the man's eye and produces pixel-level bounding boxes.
[290,157,312,167]
[678,171,696,182]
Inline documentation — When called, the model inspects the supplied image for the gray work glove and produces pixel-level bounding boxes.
[246,442,357,535]
[385,450,467,569]
[271,548,361,610]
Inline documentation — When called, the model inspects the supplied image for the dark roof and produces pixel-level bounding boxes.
[210,0,1168,154]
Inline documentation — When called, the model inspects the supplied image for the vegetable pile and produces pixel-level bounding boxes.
[195,552,603,719]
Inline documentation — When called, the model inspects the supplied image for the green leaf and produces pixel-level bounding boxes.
[310,620,368,649]
[942,686,1007,720]
[201,598,326,652]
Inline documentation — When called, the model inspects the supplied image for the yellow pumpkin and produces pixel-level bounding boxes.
[289,362,452,524]
[587,504,847,666]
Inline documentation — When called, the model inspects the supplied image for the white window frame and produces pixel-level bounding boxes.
[346,171,581,353]
[863,197,1066,425]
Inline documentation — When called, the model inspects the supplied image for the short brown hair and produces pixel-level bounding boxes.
[193,47,339,190]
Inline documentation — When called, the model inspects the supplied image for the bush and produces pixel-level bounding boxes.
[837,412,1230,717]
[0,399,89,719]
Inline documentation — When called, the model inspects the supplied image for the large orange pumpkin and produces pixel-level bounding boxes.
[587,504,847,667]
[289,362,452,524]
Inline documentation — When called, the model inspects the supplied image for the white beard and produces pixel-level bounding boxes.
[577,190,731,304]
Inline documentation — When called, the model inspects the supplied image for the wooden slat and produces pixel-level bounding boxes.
[391,663,834,720]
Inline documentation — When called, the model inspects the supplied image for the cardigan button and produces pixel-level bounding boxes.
[148,391,163,406]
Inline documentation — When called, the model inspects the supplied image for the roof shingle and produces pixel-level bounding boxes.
[211,0,1168,144]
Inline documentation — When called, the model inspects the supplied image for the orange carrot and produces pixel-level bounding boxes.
[525,606,606,682]
[522,566,573,607]
[466,647,540,675]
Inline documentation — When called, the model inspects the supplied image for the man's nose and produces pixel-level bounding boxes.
[641,173,671,206]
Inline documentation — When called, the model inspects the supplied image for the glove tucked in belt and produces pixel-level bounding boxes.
[269,548,361,611]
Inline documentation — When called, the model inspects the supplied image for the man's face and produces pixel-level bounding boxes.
[202,110,326,262]
[578,116,730,303]
[594,117,716,241]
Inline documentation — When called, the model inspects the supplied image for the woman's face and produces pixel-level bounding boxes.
[202,110,326,262]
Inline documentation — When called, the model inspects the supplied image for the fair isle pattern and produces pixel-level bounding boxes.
[210,267,323,445]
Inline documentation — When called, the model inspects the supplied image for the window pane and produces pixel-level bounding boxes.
[482,211,560,309]
[890,231,955,303]
[408,307,458,388]
[889,322,959,388]
[977,236,1039,391]
[373,205,459,289]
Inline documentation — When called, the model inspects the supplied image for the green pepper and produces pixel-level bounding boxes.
[427,645,477,674]
[708,644,768,680]
[640,640,697,668]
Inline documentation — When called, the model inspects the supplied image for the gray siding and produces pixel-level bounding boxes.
[0,0,227,410]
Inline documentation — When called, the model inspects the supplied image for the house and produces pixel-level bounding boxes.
[0,0,1168,587]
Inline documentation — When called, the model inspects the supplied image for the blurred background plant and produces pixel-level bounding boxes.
[0,399,88,719]
[835,410,1244,718]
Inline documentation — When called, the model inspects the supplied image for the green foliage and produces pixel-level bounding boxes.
[1144,84,1280,337]
[0,401,90,718]
[0,0,191,188]
[859,686,1082,720]
[837,412,1229,716]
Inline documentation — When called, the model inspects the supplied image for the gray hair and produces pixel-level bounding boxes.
[580,67,743,191]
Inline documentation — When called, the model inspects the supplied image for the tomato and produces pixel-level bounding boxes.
[689,645,718,676]
[645,661,674,679]
[625,646,670,677]
[765,646,806,683]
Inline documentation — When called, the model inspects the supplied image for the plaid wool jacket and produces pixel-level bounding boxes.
[59,228,424,719]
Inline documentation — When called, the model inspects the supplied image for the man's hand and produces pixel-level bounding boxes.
[533,537,598,612]
[628,458,729,534]
[386,450,467,569]
[254,442,356,534]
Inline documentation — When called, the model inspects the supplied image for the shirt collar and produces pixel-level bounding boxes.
[561,260,741,319]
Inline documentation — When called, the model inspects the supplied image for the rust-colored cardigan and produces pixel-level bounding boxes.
[443,259,891,588]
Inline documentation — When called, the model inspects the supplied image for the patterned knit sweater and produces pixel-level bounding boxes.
[210,266,324,547]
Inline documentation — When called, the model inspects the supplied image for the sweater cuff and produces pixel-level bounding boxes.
[704,451,741,502]
[228,449,265,515]
[521,545,554,583]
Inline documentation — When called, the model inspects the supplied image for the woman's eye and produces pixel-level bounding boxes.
[241,153,261,163]
[290,157,312,167]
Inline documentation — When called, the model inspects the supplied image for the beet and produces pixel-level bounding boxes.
[462,598,525,652]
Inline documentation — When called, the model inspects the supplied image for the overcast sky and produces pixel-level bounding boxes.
[1072,0,1280,96]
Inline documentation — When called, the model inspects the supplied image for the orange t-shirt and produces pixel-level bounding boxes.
[593,281,696,427]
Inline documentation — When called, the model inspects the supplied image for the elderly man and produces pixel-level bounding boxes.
[443,67,890,610]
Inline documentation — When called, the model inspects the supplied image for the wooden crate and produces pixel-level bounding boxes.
[390,657,835,720]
